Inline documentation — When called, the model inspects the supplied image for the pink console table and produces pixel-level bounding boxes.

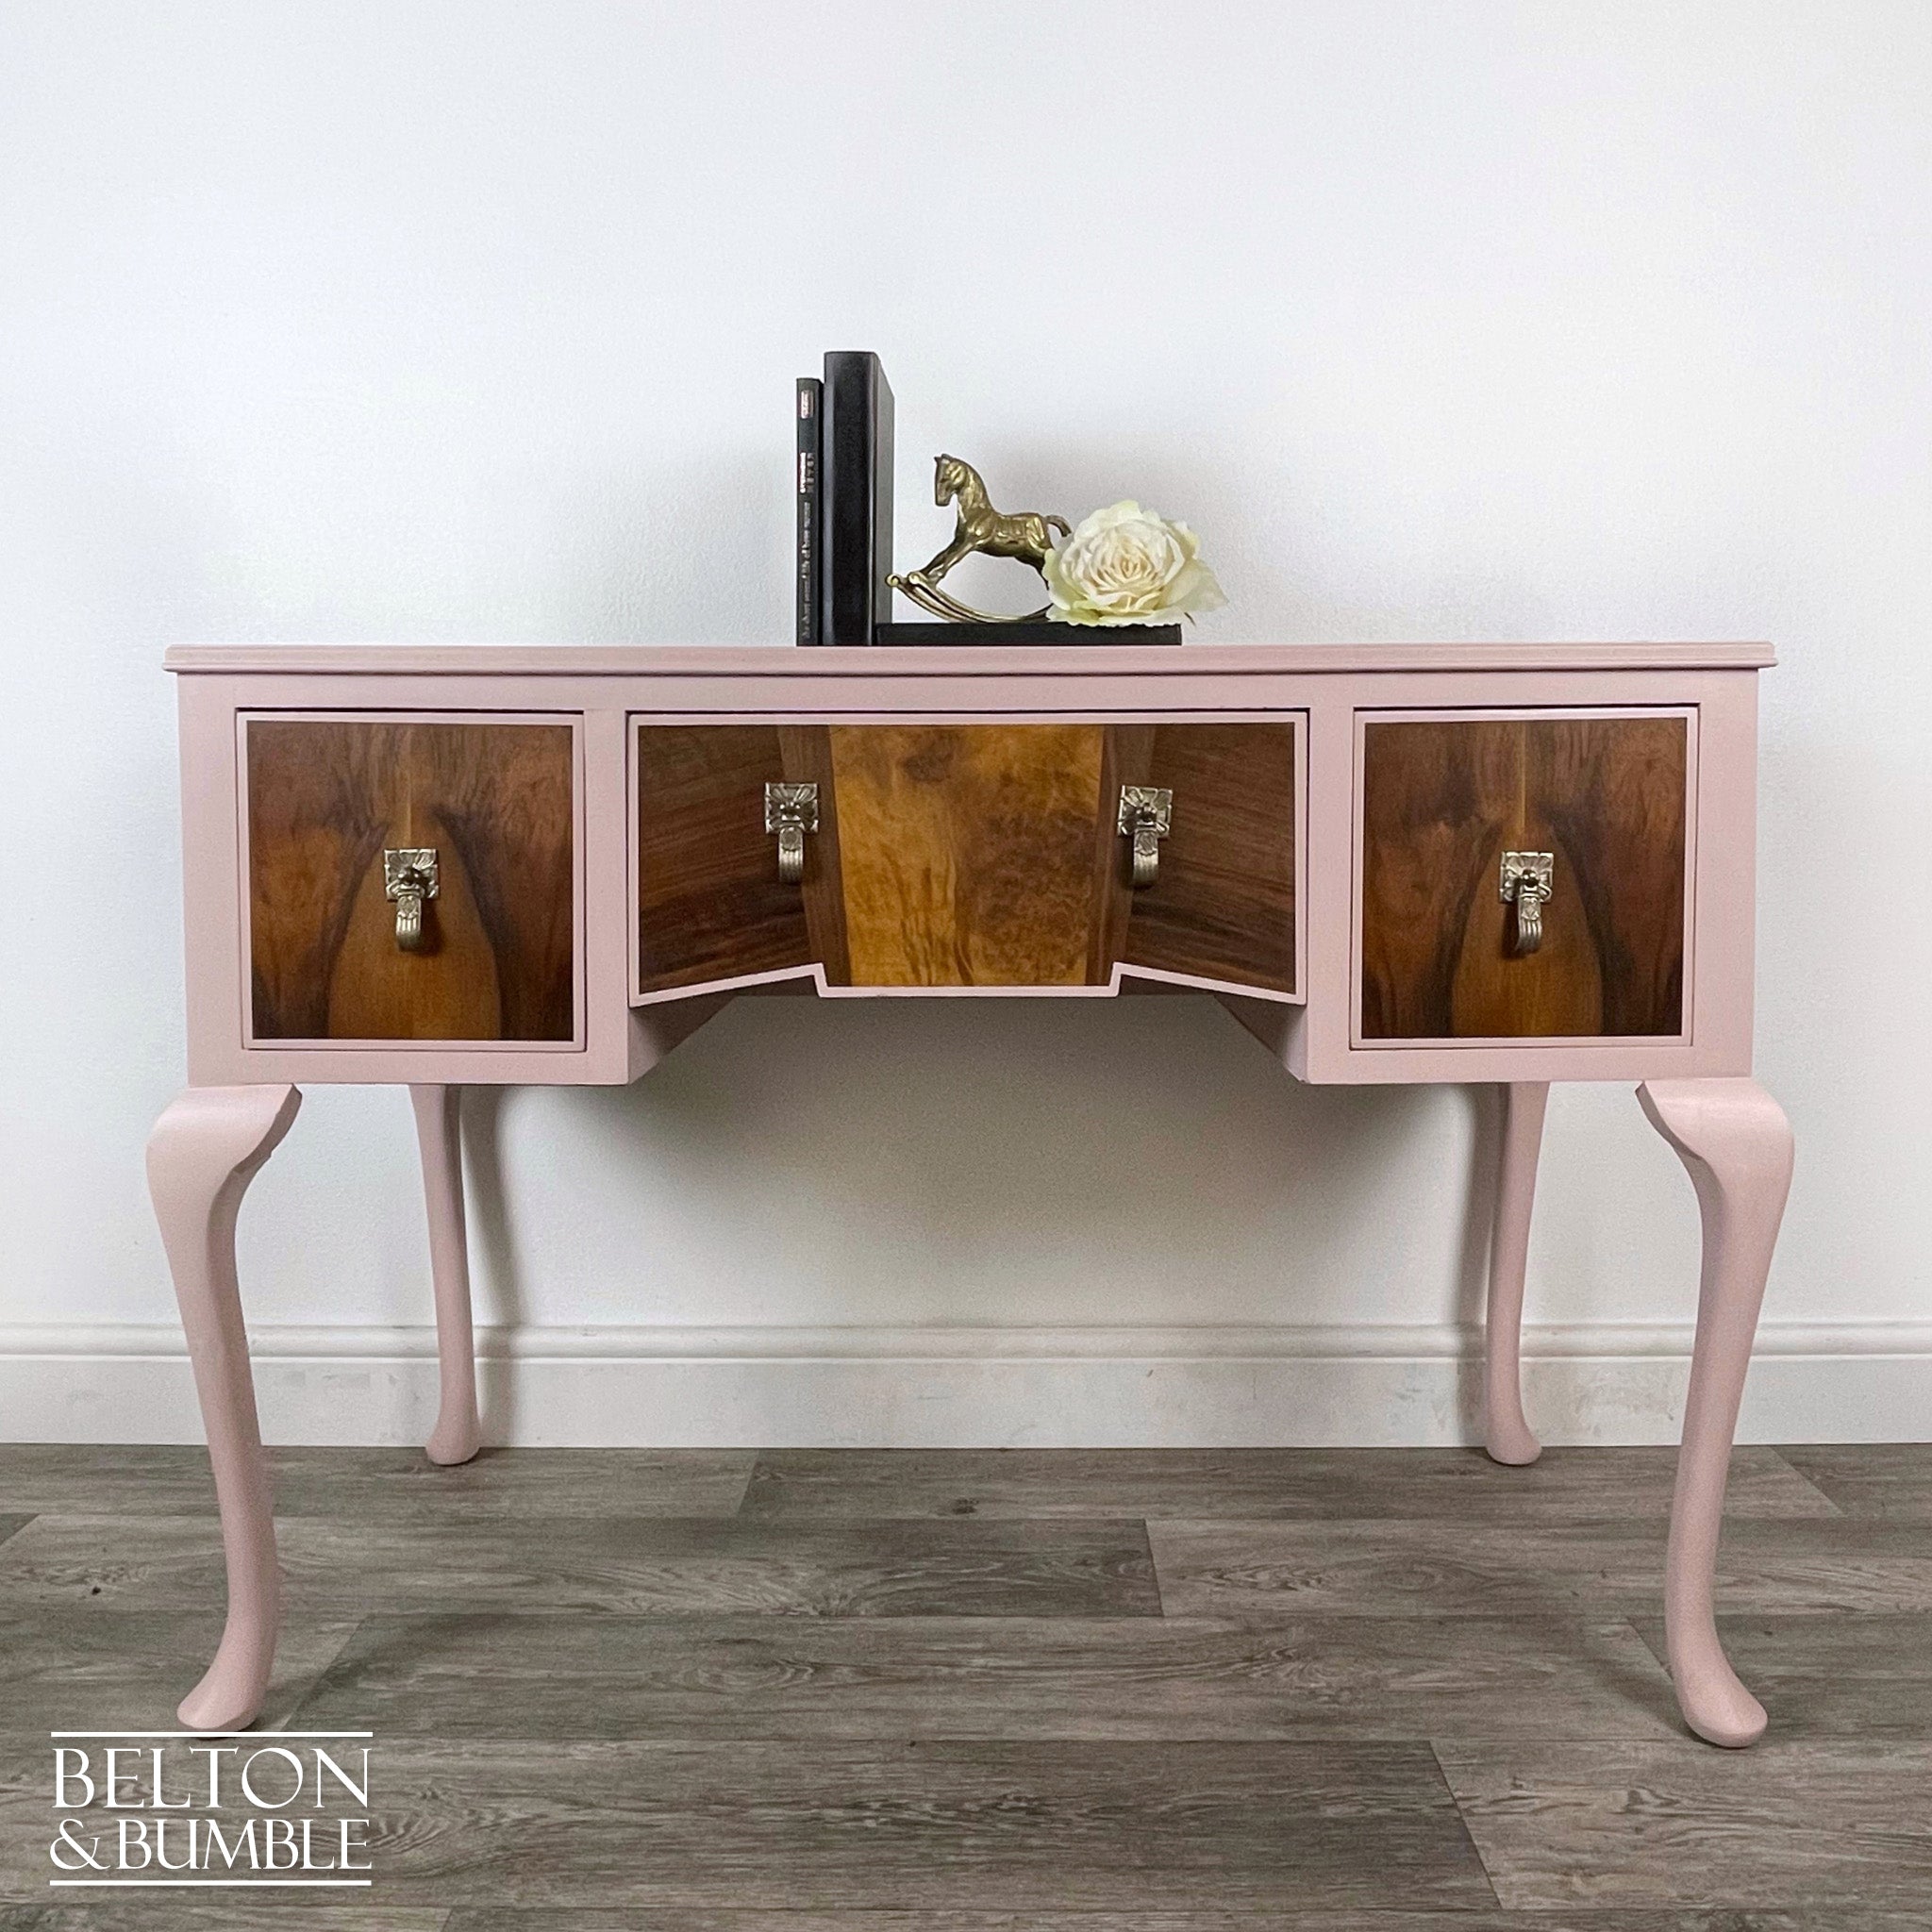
[152,641,1791,1746]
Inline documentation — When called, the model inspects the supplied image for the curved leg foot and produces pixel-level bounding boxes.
[146,1084,301,1732]
[1485,1082,1548,1466]
[412,1085,480,1466]
[1640,1076,1794,1748]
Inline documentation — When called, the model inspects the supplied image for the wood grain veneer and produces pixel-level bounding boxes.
[827,724,1107,987]
[246,719,575,1041]
[1358,714,1688,1041]
[636,726,815,993]
[1120,722,1298,994]
[634,722,1301,996]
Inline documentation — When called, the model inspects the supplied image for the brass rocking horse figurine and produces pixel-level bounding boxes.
[888,455,1072,624]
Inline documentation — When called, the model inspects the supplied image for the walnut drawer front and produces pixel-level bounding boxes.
[634,721,1300,998]
[1357,709,1690,1043]
[244,716,577,1043]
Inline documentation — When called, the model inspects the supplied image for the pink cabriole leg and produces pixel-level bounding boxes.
[146,1084,302,1732]
[1639,1077,1795,1749]
[410,1085,481,1467]
[1485,1082,1549,1466]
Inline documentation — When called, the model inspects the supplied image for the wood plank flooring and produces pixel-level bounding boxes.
[0,1443,1928,1928]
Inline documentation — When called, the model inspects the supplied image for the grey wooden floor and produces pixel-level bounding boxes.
[2,1443,1930,1928]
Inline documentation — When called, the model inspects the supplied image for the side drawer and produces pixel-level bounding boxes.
[243,714,578,1044]
[1356,708,1690,1043]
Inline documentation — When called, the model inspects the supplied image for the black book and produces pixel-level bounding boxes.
[820,351,894,645]
[794,376,822,646]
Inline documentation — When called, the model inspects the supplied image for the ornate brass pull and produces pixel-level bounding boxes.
[764,782,819,884]
[1118,786,1174,889]
[1500,850,1554,956]
[384,848,440,952]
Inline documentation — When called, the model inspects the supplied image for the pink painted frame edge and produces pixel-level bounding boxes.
[166,640,1778,676]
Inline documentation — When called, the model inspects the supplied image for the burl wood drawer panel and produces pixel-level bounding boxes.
[245,717,576,1042]
[1108,723,1299,995]
[1357,712,1689,1042]
[634,722,1298,996]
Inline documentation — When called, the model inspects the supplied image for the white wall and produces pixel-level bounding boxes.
[2,2,1927,1445]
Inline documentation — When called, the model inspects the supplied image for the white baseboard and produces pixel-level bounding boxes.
[2,1320,1927,1446]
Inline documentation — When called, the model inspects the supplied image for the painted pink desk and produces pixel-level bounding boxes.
[153,641,1791,1745]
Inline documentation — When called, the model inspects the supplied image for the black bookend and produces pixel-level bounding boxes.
[794,376,822,646]
[821,351,894,645]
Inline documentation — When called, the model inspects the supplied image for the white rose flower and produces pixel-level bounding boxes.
[1043,500,1225,626]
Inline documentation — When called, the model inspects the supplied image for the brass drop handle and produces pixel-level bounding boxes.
[1118,786,1174,889]
[384,847,440,952]
[1500,850,1554,956]
[764,782,819,885]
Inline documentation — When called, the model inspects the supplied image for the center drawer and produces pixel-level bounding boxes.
[632,721,1302,999]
